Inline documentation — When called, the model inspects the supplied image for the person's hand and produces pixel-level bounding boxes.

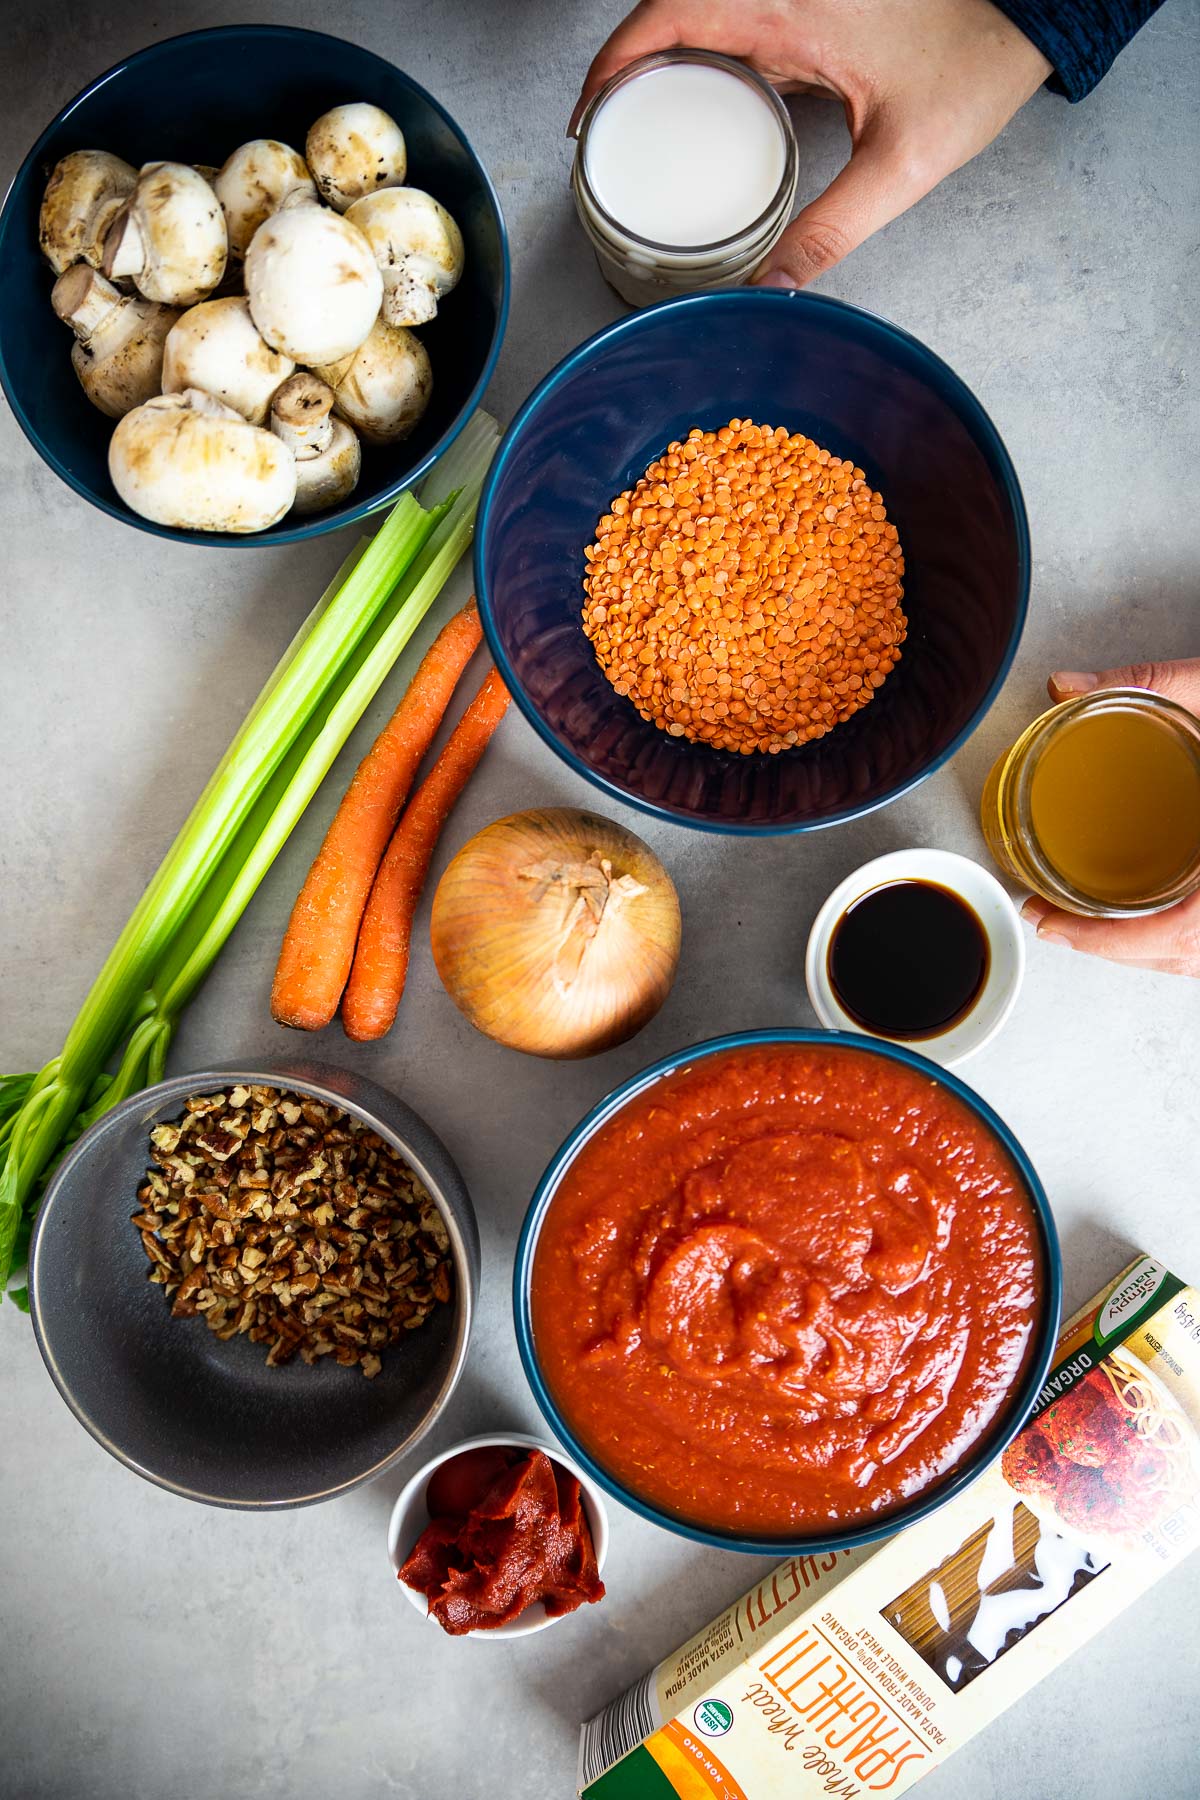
[570,0,1053,287]
[1021,661,1200,978]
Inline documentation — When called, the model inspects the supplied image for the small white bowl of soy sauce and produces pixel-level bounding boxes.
[805,849,1025,1066]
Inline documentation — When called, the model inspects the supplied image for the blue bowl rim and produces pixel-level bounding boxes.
[0,22,511,549]
[474,287,1032,835]
[513,1026,1063,1556]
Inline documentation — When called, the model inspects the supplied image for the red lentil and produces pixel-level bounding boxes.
[582,420,907,755]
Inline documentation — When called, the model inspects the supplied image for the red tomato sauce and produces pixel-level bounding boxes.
[531,1045,1044,1536]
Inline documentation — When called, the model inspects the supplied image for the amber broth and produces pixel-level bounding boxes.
[1029,708,1200,904]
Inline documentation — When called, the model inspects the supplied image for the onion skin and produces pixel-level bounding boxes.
[430,808,681,1059]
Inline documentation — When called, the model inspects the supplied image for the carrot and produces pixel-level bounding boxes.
[342,666,511,1042]
[271,601,483,1029]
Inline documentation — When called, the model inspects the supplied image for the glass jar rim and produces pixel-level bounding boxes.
[574,47,799,257]
[1012,687,1200,915]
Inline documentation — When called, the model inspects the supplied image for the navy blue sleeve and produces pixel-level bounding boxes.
[992,1,1166,99]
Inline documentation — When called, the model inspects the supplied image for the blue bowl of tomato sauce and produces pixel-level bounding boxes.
[514,1029,1061,1556]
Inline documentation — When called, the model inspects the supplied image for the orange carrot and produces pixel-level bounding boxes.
[271,601,483,1030]
[342,666,511,1042]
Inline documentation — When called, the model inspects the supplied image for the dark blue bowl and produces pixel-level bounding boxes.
[476,290,1029,832]
[514,1028,1061,1556]
[0,25,509,546]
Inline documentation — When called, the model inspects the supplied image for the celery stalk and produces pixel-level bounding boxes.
[58,495,440,1079]
[0,411,499,1296]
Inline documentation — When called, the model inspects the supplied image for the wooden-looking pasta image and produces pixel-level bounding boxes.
[882,1500,1105,1693]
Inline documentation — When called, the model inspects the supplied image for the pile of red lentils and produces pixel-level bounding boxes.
[582,420,906,755]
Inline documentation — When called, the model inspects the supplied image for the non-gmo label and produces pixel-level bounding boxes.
[693,1700,733,1738]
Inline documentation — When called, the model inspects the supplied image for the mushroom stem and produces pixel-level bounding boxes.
[103,205,147,283]
[270,371,335,457]
[51,264,124,340]
[51,264,181,419]
[268,372,360,514]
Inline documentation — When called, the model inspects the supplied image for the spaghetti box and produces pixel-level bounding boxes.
[580,1254,1200,1798]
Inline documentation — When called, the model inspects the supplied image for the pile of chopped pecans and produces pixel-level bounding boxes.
[132,1085,453,1377]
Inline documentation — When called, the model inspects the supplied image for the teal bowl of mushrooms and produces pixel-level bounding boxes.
[0,24,509,545]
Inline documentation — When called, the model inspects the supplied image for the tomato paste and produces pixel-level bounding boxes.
[531,1044,1044,1536]
[399,1446,605,1633]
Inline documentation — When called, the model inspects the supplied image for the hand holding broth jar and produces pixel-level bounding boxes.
[571,51,799,306]
[981,687,1200,916]
[530,1041,1047,1539]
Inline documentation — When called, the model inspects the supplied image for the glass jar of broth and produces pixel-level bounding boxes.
[571,50,799,308]
[980,687,1200,916]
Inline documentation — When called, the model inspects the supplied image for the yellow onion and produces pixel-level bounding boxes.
[430,807,681,1058]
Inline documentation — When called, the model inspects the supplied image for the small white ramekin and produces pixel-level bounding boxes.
[387,1431,610,1640]
[805,848,1025,1067]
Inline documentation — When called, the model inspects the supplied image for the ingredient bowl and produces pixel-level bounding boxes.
[388,1431,610,1639]
[0,24,508,546]
[514,1029,1060,1555]
[28,1064,480,1508]
[805,848,1026,1064]
[476,289,1029,832]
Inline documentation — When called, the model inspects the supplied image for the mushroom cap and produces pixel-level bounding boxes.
[313,317,432,445]
[109,388,296,533]
[244,197,383,365]
[214,139,317,259]
[39,149,137,275]
[103,162,228,306]
[290,416,361,516]
[162,296,294,425]
[305,103,408,212]
[345,187,464,327]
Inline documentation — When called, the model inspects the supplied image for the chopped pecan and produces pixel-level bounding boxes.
[131,1086,453,1378]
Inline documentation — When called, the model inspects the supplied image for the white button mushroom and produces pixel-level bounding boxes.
[161,296,294,425]
[345,188,464,327]
[103,162,228,306]
[243,190,383,365]
[305,103,407,213]
[214,139,317,260]
[313,317,432,445]
[109,388,296,534]
[269,371,361,515]
[39,150,137,275]
[51,264,181,419]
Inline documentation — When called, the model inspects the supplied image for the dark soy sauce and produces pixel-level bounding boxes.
[827,879,989,1040]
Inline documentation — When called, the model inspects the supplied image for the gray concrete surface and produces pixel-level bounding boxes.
[2,2,1199,1796]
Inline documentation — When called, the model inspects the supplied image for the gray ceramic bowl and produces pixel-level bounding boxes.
[28,1063,479,1509]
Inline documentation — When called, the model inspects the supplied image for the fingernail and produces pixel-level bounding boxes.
[1020,898,1051,925]
[1049,670,1099,700]
[755,271,798,290]
[1037,928,1073,947]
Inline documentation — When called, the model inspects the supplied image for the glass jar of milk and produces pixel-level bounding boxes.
[572,50,799,308]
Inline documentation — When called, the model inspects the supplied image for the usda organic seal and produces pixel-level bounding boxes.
[693,1699,733,1738]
